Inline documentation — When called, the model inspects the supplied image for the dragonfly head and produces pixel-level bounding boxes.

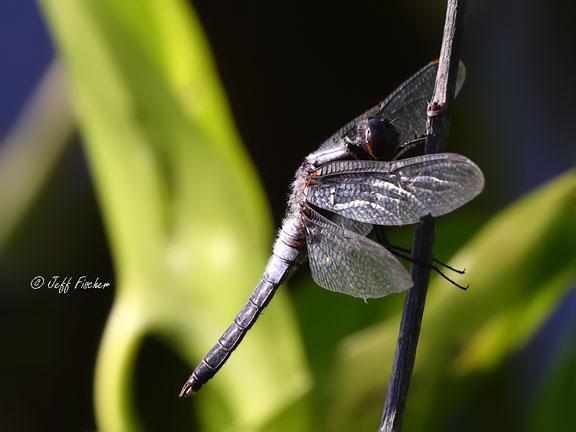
[353,117,400,161]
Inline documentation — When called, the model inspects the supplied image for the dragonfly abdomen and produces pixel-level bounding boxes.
[180,220,304,397]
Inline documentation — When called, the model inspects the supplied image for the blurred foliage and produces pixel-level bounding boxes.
[26,0,575,431]
[530,336,576,432]
[39,0,310,431]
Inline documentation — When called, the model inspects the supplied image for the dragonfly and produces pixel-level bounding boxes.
[180,61,484,397]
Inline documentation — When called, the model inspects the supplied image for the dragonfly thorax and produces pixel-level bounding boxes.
[354,117,400,161]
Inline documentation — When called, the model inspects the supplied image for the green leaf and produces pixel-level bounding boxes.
[327,170,576,431]
[529,338,576,432]
[38,1,311,430]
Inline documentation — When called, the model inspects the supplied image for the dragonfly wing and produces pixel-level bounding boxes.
[302,207,412,299]
[306,153,484,225]
[318,62,465,150]
[382,61,466,145]
[331,214,373,236]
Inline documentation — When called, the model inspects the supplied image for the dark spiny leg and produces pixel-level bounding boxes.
[386,244,465,275]
[392,136,426,160]
[373,226,466,289]
[388,249,468,290]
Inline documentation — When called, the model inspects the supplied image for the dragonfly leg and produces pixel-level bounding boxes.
[387,243,465,275]
[392,136,426,160]
[386,247,468,290]
[373,226,467,290]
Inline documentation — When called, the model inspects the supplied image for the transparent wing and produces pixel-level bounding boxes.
[318,62,466,151]
[302,207,412,299]
[381,61,466,145]
[306,153,484,225]
[331,214,373,236]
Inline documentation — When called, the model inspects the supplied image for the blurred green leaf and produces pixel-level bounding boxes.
[327,170,576,431]
[530,336,576,432]
[39,0,311,430]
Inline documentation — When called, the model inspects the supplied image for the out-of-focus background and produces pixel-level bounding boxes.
[0,1,574,431]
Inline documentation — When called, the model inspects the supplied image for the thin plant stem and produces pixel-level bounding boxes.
[379,1,468,431]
